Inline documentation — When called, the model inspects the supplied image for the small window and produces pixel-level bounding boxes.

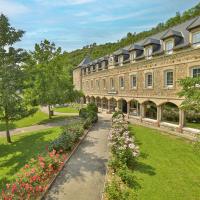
[103,79,106,89]
[192,32,200,44]
[165,40,174,53]
[145,73,153,88]
[96,80,100,88]
[91,80,93,89]
[110,78,114,90]
[164,70,174,87]
[192,67,200,77]
[86,81,89,89]
[119,76,124,89]
[130,75,137,88]
[145,46,152,58]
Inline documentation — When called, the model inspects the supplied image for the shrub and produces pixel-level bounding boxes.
[79,108,88,119]
[83,118,93,129]
[112,111,124,119]
[87,102,98,113]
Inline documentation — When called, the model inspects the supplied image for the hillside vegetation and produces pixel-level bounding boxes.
[61,3,200,73]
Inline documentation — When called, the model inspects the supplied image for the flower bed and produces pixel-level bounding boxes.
[105,112,140,200]
[1,103,98,200]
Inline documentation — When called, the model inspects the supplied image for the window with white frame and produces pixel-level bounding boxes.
[119,76,125,89]
[96,80,100,88]
[145,73,153,88]
[164,70,174,87]
[192,32,200,44]
[130,74,137,88]
[165,40,174,53]
[145,46,153,58]
[103,79,106,89]
[192,67,200,77]
[110,78,114,90]
[91,80,93,89]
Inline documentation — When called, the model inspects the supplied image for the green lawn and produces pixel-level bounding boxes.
[54,106,79,113]
[0,127,61,189]
[186,122,200,130]
[0,109,72,131]
[129,124,200,200]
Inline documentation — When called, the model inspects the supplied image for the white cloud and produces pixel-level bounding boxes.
[0,0,29,17]
[74,11,90,17]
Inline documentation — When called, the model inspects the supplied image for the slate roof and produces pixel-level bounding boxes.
[78,16,200,68]
[78,56,91,67]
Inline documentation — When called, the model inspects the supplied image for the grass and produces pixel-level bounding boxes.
[129,124,200,200]
[54,106,79,113]
[0,109,73,132]
[0,127,61,190]
[186,122,200,129]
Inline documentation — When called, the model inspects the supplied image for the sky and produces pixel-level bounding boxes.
[0,0,199,52]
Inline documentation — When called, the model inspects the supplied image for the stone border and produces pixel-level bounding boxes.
[40,124,94,200]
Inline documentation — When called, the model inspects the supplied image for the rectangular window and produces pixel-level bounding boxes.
[145,73,153,88]
[165,71,174,87]
[131,75,137,88]
[86,81,89,89]
[91,80,93,89]
[192,67,200,77]
[103,79,106,89]
[192,32,200,44]
[119,76,124,88]
[96,80,100,88]
[146,47,152,58]
[165,40,174,53]
[110,78,114,90]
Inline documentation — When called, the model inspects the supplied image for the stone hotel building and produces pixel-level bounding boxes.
[73,17,200,135]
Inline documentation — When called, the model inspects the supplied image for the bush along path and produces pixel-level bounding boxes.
[44,104,111,200]
[105,111,140,200]
[1,103,99,200]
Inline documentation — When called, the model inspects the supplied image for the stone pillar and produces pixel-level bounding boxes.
[108,99,111,113]
[101,99,104,112]
[178,109,185,133]
[127,101,130,118]
[140,103,145,122]
[116,100,120,111]
[157,105,162,127]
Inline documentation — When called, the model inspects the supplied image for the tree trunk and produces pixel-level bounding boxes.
[48,104,52,119]
[5,119,12,143]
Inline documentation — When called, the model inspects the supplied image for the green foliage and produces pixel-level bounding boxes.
[112,111,124,119]
[178,77,200,111]
[79,108,88,119]
[48,122,84,152]
[87,102,98,113]
[0,14,36,143]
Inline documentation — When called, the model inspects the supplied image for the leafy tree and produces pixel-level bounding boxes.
[0,14,35,143]
[27,40,75,119]
[178,77,200,111]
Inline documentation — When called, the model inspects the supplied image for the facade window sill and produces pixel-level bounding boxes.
[164,85,174,89]
[144,86,153,89]
[131,87,137,90]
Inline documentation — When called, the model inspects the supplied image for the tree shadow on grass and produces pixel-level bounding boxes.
[0,122,16,132]
[0,129,58,189]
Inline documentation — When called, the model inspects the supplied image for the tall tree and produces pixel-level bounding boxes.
[0,14,35,143]
[178,77,200,111]
[27,40,74,119]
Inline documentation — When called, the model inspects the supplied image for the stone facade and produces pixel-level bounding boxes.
[73,17,200,135]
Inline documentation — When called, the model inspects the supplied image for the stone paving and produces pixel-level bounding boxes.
[45,114,111,200]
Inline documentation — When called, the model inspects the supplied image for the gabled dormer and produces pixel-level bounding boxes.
[99,56,109,70]
[143,38,161,59]
[113,49,130,66]
[128,44,144,62]
[187,17,200,48]
[161,29,183,54]
[108,54,117,68]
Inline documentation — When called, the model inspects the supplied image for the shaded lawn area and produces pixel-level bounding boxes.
[186,122,200,130]
[0,127,61,190]
[0,110,72,131]
[54,106,79,113]
[129,124,200,200]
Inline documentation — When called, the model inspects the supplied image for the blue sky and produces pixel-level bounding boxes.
[1,0,199,52]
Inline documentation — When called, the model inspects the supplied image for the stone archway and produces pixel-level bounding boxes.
[119,99,127,113]
[109,98,117,112]
[102,97,108,109]
[129,99,140,116]
[144,101,157,120]
[96,97,101,108]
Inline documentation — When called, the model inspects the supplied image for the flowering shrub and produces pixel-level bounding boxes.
[2,150,66,200]
[106,112,140,200]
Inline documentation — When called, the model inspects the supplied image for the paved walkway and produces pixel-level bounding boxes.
[0,118,78,137]
[45,114,111,200]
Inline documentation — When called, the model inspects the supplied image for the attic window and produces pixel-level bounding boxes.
[165,40,174,54]
[145,46,152,58]
[192,31,200,44]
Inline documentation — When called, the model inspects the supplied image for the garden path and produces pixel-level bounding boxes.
[44,114,111,200]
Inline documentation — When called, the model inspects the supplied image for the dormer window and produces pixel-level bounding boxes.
[145,46,152,59]
[165,40,174,54]
[192,31,200,45]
